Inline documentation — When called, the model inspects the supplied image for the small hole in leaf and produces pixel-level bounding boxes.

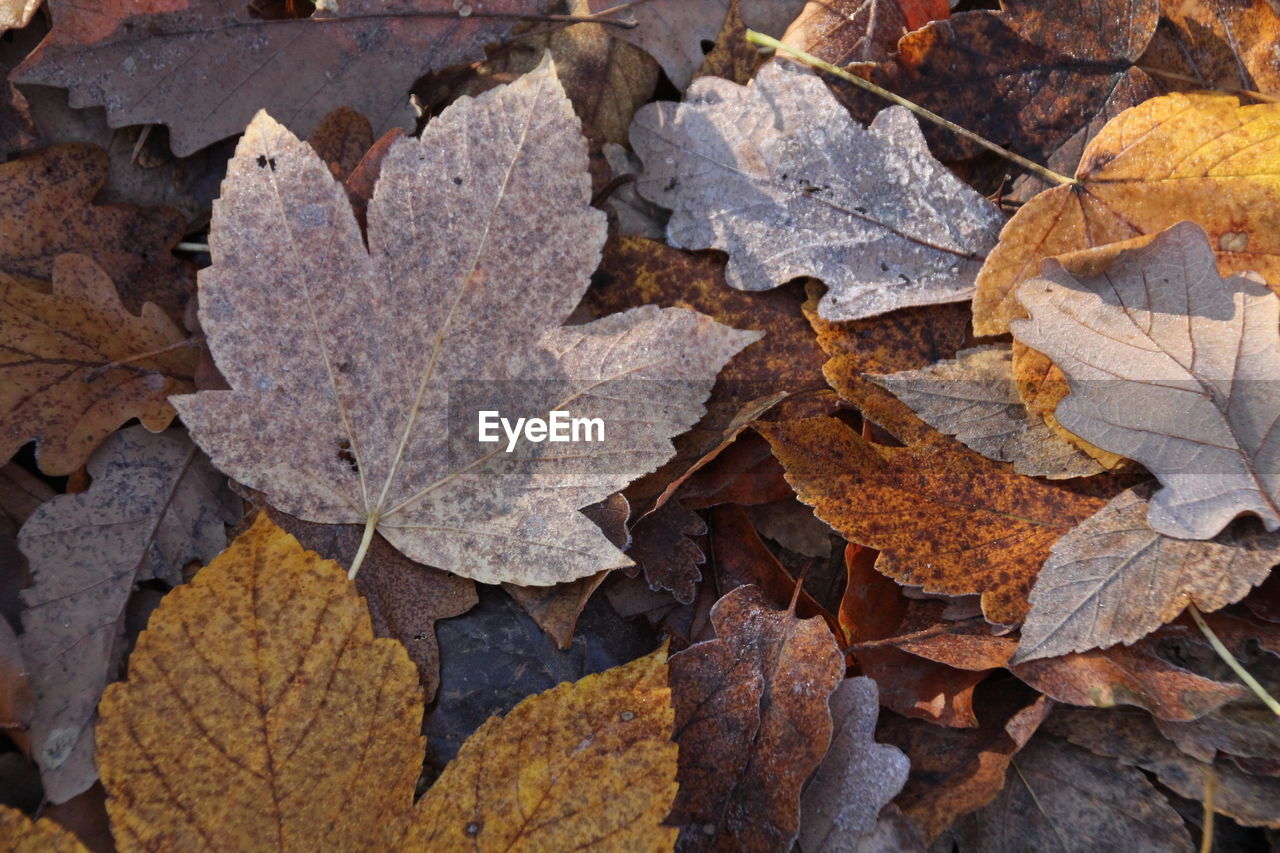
[336,439,358,473]
[269,158,278,171]
[453,176,463,186]
[256,155,268,168]
[465,821,482,837]
[700,39,715,54]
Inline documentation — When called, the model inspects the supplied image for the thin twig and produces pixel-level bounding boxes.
[1139,66,1280,104]
[1200,771,1217,853]
[744,30,1078,188]
[175,242,210,253]
[1187,603,1280,717]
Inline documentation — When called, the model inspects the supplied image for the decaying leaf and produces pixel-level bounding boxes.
[1016,483,1280,662]
[1013,222,1280,539]
[18,427,237,803]
[870,346,1103,479]
[408,645,677,851]
[876,688,1051,842]
[759,415,1109,624]
[628,499,707,605]
[0,254,196,476]
[630,60,1004,321]
[666,584,844,850]
[0,144,190,319]
[173,59,758,585]
[782,0,950,66]
[96,515,424,851]
[0,804,88,853]
[14,0,548,156]
[1142,0,1280,96]
[798,677,910,852]
[1049,707,1280,829]
[976,92,1280,335]
[951,735,1193,853]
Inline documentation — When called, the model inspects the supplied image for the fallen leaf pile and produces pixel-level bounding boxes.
[2,1,1279,850]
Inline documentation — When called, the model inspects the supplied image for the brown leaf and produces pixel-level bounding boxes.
[1142,1,1280,96]
[975,92,1280,336]
[1014,222,1280,539]
[255,496,477,701]
[870,346,1103,478]
[1049,707,1280,828]
[0,254,197,476]
[306,107,373,181]
[798,677,910,852]
[951,734,1193,852]
[631,60,1004,321]
[18,427,239,803]
[0,0,39,31]
[0,145,190,320]
[694,0,765,85]
[629,499,707,605]
[14,0,548,157]
[0,614,31,755]
[1012,626,1252,721]
[876,686,1051,842]
[408,645,678,851]
[849,0,1159,170]
[96,515,424,850]
[1016,483,1280,662]
[173,59,758,584]
[676,431,794,509]
[666,584,844,850]
[0,804,88,853]
[759,415,1110,625]
[0,462,54,536]
[782,0,950,66]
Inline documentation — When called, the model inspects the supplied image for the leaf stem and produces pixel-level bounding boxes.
[349,512,378,580]
[1187,603,1280,717]
[744,30,1079,188]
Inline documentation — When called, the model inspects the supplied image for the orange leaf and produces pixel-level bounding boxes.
[0,804,88,853]
[96,515,423,851]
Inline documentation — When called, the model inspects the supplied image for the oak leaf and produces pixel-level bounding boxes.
[797,677,910,852]
[96,514,424,851]
[173,59,758,584]
[1016,483,1280,662]
[665,583,844,850]
[950,735,1193,852]
[1012,222,1280,539]
[975,92,1280,335]
[407,645,678,851]
[630,60,1004,321]
[0,254,197,476]
[13,0,548,156]
[0,145,190,320]
[18,426,238,803]
[870,346,1103,479]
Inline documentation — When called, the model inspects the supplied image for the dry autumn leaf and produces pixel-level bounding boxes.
[869,346,1103,479]
[950,734,1193,852]
[1142,0,1280,96]
[0,144,190,320]
[1013,222,1280,539]
[797,677,910,852]
[0,804,88,853]
[1016,483,1280,662]
[12,0,551,157]
[666,583,844,850]
[96,514,424,851]
[408,644,677,851]
[173,58,758,584]
[758,414,1110,625]
[0,253,197,476]
[782,0,950,66]
[629,60,1004,321]
[18,426,237,803]
[975,91,1280,336]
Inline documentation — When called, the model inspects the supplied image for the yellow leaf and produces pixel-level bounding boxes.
[0,804,88,853]
[974,92,1280,336]
[96,514,423,852]
[408,645,678,852]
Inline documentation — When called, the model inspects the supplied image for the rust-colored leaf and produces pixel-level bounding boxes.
[666,584,844,850]
[782,0,950,66]
[0,145,190,320]
[975,92,1280,335]
[628,499,707,605]
[1142,0,1280,96]
[0,254,196,476]
[96,515,424,851]
[759,415,1110,625]
[407,645,678,851]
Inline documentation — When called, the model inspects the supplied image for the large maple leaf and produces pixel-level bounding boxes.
[173,57,758,584]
